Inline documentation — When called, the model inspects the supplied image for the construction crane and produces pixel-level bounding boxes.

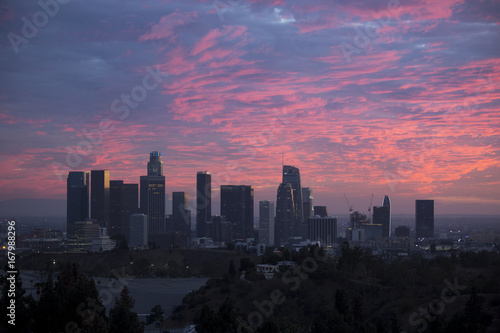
[366,193,374,223]
[343,193,353,214]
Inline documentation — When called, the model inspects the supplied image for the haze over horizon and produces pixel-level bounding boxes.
[1,0,499,216]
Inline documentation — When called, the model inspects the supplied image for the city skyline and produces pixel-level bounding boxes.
[1,0,499,216]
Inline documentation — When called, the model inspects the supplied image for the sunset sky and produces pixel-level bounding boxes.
[1,0,499,215]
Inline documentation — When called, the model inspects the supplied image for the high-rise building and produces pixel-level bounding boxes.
[172,191,191,234]
[90,170,110,228]
[130,213,148,248]
[67,171,89,244]
[383,195,391,236]
[302,188,314,220]
[416,200,434,239]
[207,215,233,244]
[372,206,390,238]
[313,206,328,218]
[109,180,138,242]
[259,200,275,246]
[308,216,337,247]
[282,165,303,234]
[196,171,211,238]
[220,185,254,242]
[275,183,294,246]
[140,151,166,235]
[395,226,410,238]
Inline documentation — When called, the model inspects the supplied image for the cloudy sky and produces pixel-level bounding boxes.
[1,0,499,215]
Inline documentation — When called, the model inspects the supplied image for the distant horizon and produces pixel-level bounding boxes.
[1,197,499,218]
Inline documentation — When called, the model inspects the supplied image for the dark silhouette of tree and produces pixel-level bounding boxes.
[239,257,255,272]
[109,285,144,333]
[335,289,350,317]
[0,265,35,332]
[228,259,236,280]
[146,304,165,326]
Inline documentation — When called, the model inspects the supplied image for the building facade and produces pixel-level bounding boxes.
[259,200,275,246]
[140,151,166,235]
[196,171,211,238]
[308,216,337,247]
[416,200,434,239]
[90,170,110,228]
[220,185,254,242]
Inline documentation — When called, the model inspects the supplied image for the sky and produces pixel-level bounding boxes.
[0,0,499,216]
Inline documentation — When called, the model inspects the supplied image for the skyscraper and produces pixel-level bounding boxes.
[383,195,391,237]
[67,171,89,250]
[282,165,303,234]
[275,183,294,246]
[372,206,390,238]
[259,200,275,246]
[302,188,314,220]
[308,216,337,247]
[172,191,191,234]
[416,200,434,239]
[140,151,166,235]
[109,180,138,242]
[90,170,110,228]
[67,171,89,225]
[196,171,211,238]
[220,185,254,242]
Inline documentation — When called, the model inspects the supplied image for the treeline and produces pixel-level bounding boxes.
[0,263,144,333]
[170,244,500,332]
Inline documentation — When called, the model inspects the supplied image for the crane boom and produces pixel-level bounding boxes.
[343,193,353,214]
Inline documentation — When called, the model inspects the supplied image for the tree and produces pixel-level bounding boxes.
[0,266,35,332]
[228,259,236,279]
[146,305,165,327]
[109,286,144,333]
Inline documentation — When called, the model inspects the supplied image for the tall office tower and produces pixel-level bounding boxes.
[416,200,434,239]
[196,171,211,238]
[302,188,314,220]
[259,200,275,246]
[90,170,110,228]
[372,206,390,238]
[313,206,328,218]
[308,216,337,247]
[220,185,254,242]
[129,213,148,248]
[395,226,410,238]
[383,195,391,236]
[275,183,294,246]
[140,151,166,235]
[67,171,89,241]
[109,180,138,242]
[207,215,233,244]
[172,191,191,234]
[282,165,303,234]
